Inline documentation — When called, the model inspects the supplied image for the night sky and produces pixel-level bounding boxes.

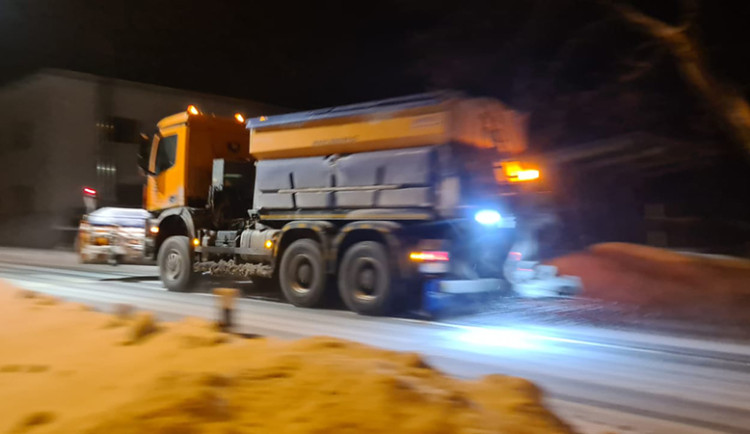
[2,0,749,148]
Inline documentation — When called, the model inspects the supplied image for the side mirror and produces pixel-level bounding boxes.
[138,164,156,177]
[137,134,156,176]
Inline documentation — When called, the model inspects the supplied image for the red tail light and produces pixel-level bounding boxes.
[409,251,450,262]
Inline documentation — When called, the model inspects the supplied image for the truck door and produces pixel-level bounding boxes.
[147,129,185,210]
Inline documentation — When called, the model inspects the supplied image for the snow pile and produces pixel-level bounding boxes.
[550,243,750,325]
[0,283,569,433]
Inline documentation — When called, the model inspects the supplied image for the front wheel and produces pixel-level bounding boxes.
[158,236,195,292]
[338,241,397,316]
[279,239,327,308]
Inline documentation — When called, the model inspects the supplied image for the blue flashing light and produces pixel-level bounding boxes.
[474,210,502,226]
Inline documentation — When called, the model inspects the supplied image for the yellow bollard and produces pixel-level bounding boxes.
[212,288,239,332]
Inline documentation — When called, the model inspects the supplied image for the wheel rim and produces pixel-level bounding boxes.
[351,257,381,301]
[289,254,315,295]
[165,250,183,281]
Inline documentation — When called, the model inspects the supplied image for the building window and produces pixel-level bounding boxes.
[102,117,141,143]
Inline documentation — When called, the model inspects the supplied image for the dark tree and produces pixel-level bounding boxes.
[409,0,740,154]
[606,0,750,158]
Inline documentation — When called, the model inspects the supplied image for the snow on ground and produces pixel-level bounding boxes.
[550,243,750,327]
[0,282,570,433]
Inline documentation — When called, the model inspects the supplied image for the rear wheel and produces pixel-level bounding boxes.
[158,236,195,292]
[279,239,327,308]
[338,241,397,316]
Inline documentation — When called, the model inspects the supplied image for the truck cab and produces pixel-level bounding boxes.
[142,107,250,212]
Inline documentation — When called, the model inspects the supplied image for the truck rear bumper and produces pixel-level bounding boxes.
[428,278,506,294]
[419,278,511,318]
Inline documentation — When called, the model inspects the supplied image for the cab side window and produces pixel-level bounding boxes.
[154,134,178,175]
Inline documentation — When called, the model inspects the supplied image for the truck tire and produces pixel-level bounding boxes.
[279,239,327,308]
[158,236,195,292]
[338,241,396,316]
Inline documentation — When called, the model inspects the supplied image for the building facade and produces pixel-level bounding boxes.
[0,69,282,248]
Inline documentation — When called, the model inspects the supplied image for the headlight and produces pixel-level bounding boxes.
[474,210,502,226]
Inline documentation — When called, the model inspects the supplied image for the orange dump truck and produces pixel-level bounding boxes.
[140,92,544,315]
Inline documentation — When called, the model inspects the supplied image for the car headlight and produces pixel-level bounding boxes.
[474,210,502,226]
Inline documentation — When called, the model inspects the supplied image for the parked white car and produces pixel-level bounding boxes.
[76,207,153,265]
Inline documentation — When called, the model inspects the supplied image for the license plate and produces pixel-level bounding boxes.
[419,262,450,274]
